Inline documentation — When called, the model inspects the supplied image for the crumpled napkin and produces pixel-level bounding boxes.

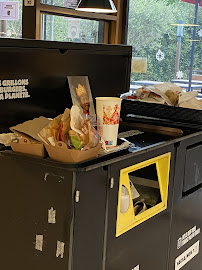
[0,133,19,146]
[99,141,131,155]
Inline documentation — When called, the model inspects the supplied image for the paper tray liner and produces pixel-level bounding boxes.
[11,142,46,158]
[45,143,101,163]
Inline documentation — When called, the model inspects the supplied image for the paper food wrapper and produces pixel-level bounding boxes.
[127,82,202,110]
[45,141,101,163]
[38,107,100,163]
[154,82,182,94]
[38,109,71,146]
[150,82,182,106]
[178,91,198,104]
[132,83,182,106]
[10,116,51,141]
[179,98,202,110]
[0,133,19,146]
[38,114,63,146]
[138,97,164,104]
[10,116,51,157]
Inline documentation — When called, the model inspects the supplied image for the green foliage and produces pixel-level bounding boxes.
[128,0,202,81]
[163,0,181,5]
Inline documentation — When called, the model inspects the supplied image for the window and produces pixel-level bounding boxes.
[22,0,123,44]
[41,14,104,43]
[127,0,202,82]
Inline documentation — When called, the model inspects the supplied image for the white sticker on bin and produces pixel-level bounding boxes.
[177,225,200,249]
[48,207,56,224]
[35,235,43,251]
[56,241,65,259]
[175,240,199,270]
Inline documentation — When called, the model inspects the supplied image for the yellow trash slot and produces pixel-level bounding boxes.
[116,153,171,237]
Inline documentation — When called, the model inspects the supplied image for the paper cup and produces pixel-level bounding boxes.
[96,97,122,147]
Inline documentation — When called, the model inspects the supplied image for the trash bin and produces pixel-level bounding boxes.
[0,38,133,270]
[0,150,109,270]
[120,99,202,270]
[168,132,202,270]
[1,38,202,270]
[104,129,176,270]
[0,129,176,270]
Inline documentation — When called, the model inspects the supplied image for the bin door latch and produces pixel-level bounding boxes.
[110,178,114,189]
[75,190,80,203]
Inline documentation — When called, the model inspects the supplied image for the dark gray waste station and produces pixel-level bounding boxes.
[168,132,202,270]
[0,39,202,270]
[0,132,176,270]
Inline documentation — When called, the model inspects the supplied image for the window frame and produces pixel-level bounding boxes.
[22,0,128,44]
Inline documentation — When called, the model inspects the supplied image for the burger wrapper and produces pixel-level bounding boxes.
[38,114,63,146]
[38,106,100,163]
[130,82,202,109]
[58,108,71,142]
